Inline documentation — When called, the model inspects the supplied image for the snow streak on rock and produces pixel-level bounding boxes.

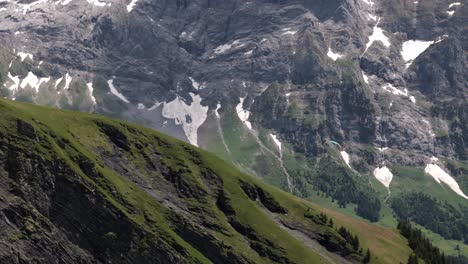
[425,164,468,199]
[340,150,351,168]
[86,82,96,104]
[162,93,208,146]
[107,79,130,103]
[270,133,282,152]
[215,103,221,118]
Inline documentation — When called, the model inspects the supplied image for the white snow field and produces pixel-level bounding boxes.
[401,40,434,68]
[424,164,468,199]
[373,166,393,188]
[162,93,208,147]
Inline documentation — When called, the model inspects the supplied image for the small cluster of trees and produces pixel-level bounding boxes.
[310,212,371,263]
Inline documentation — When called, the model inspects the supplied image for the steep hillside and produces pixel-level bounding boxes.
[0,99,413,263]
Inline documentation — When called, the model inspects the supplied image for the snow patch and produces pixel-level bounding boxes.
[161,93,208,146]
[368,13,377,21]
[86,82,96,104]
[63,73,72,90]
[107,79,129,103]
[365,19,391,51]
[446,10,455,16]
[409,96,416,104]
[382,83,408,96]
[281,30,297,36]
[377,147,388,152]
[430,156,439,162]
[236,97,253,130]
[244,50,253,56]
[7,72,20,91]
[189,77,205,90]
[20,71,39,89]
[137,103,145,110]
[213,40,244,55]
[425,164,468,199]
[55,77,63,88]
[340,150,351,168]
[373,166,393,188]
[401,40,433,68]
[215,103,221,118]
[148,102,162,111]
[87,0,111,7]
[270,133,282,152]
[17,52,33,61]
[327,48,343,61]
[362,73,369,84]
[448,2,460,8]
[126,0,139,12]
[17,0,49,14]
[362,0,374,6]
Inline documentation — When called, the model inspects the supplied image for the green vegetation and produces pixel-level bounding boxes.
[312,158,381,222]
[398,220,468,264]
[391,192,468,244]
[0,98,414,263]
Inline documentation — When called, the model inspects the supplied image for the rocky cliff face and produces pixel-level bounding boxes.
[0,0,466,245]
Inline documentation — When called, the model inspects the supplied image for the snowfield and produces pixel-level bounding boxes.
[424,164,468,199]
[162,93,208,147]
[373,166,393,188]
[401,40,433,68]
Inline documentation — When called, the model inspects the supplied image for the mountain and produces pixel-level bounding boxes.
[0,98,413,263]
[0,0,467,253]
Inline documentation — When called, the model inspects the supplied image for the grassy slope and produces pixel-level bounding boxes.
[0,98,413,263]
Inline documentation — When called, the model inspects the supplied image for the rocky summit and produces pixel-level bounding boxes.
[0,0,467,260]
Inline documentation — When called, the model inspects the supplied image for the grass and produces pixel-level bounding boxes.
[0,98,415,263]
[390,166,466,207]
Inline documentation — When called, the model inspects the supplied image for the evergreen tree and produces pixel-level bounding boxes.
[328,218,334,228]
[351,235,360,251]
[363,249,371,263]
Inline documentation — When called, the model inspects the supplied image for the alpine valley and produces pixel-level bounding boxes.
[0,0,467,262]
